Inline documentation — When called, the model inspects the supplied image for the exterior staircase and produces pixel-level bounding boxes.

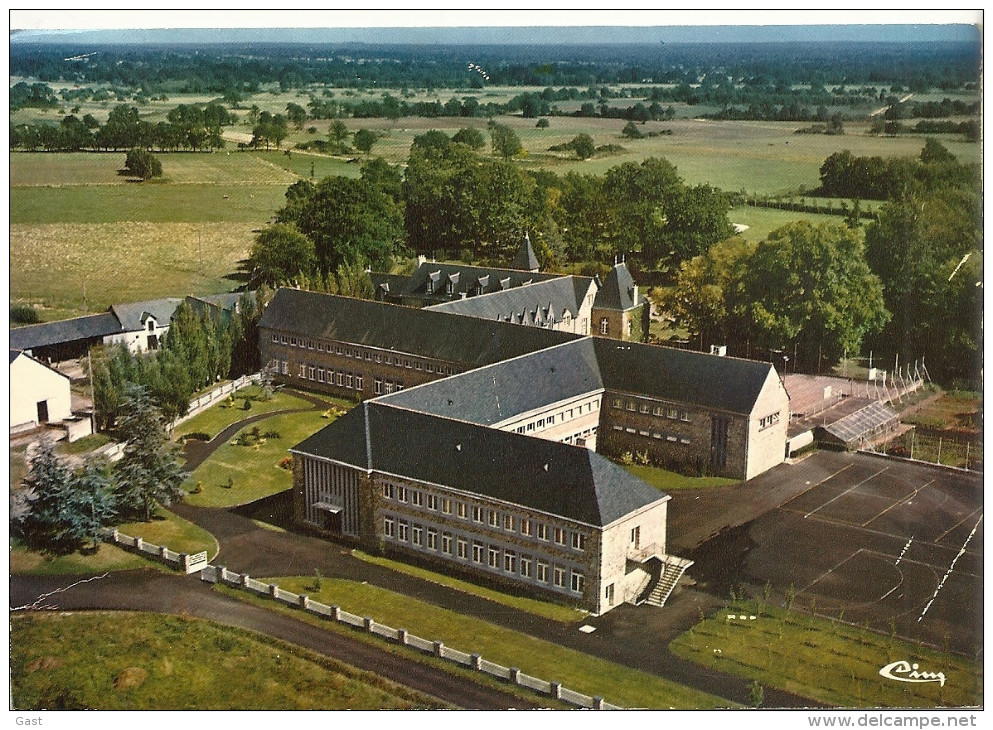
[643,556,694,608]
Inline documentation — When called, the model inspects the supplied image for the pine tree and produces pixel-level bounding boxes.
[114,385,188,522]
[73,458,118,550]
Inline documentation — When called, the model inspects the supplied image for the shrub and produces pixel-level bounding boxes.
[182,432,211,442]
[279,456,293,470]
[243,397,252,411]
[10,304,39,324]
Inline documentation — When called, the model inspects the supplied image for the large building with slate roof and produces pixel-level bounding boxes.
[268,287,790,611]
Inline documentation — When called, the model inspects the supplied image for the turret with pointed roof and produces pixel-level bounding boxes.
[510,232,540,273]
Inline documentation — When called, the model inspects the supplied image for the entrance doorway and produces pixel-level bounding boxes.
[36,400,49,424]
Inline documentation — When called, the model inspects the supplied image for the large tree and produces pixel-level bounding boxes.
[248,223,316,287]
[490,122,523,159]
[114,386,187,522]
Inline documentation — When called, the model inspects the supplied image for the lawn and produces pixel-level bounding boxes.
[351,550,586,623]
[184,407,337,507]
[670,599,983,708]
[11,612,440,710]
[10,505,216,575]
[172,385,314,441]
[727,206,851,242]
[623,463,739,491]
[237,576,732,709]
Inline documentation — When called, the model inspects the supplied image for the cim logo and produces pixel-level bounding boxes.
[879,660,946,687]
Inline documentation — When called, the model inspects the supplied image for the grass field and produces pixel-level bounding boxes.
[11,612,440,710]
[172,385,314,441]
[10,505,216,575]
[622,463,739,491]
[238,576,732,709]
[670,599,983,708]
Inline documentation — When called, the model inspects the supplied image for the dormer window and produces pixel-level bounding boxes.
[446,271,460,295]
[427,270,441,294]
[147,319,156,332]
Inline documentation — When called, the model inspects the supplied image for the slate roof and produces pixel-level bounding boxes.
[510,233,540,271]
[292,401,668,527]
[593,262,640,312]
[402,262,560,300]
[378,338,604,426]
[110,298,183,331]
[368,272,412,298]
[8,312,123,351]
[425,276,595,327]
[593,337,776,416]
[259,288,580,368]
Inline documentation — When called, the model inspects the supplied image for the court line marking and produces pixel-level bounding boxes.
[779,463,854,510]
[861,478,935,528]
[804,466,889,519]
[919,515,984,622]
[935,506,985,544]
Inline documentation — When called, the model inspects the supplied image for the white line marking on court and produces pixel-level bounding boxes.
[895,536,914,566]
[804,466,888,519]
[864,479,935,528]
[918,514,983,622]
[935,506,984,544]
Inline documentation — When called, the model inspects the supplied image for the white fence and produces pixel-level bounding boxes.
[111,529,209,574]
[202,564,620,710]
[172,373,262,429]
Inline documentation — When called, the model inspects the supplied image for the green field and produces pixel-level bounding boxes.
[11,612,439,710]
[172,385,314,440]
[670,600,983,708]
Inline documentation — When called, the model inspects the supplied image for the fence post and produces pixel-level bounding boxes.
[509,667,520,684]
[332,605,341,621]
[364,617,375,632]
[594,696,605,710]
[470,654,482,670]
[218,566,228,582]
[550,682,562,699]
[135,537,143,551]
[242,574,251,587]
[433,640,445,657]
[269,584,279,598]
[159,545,168,558]
[397,629,408,645]
[299,594,310,609]
[112,528,119,543]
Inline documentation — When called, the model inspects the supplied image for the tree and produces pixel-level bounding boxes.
[570,133,596,160]
[535,118,550,129]
[248,223,316,287]
[328,119,350,154]
[621,120,644,139]
[490,123,523,159]
[285,102,308,129]
[451,127,485,149]
[123,148,162,180]
[920,138,957,165]
[353,128,378,155]
[114,386,187,522]
[73,459,118,550]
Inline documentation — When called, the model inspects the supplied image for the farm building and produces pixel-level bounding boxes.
[9,349,91,442]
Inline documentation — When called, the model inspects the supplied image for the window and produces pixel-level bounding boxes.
[415,361,422,371]
[612,398,623,409]
[442,532,452,555]
[554,566,567,588]
[571,571,585,594]
[271,334,278,343]
[520,519,533,537]
[457,502,468,519]
[488,545,499,568]
[396,486,407,503]
[383,517,395,538]
[298,364,307,378]
[317,368,325,383]
[605,583,615,605]
[520,555,533,578]
[503,551,516,573]
[442,498,452,515]
[666,407,678,420]
[488,510,499,528]
[336,372,344,387]
[457,537,468,560]
[503,514,514,531]
[472,506,484,523]
[335,346,342,355]
[412,524,423,546]
[599,318,609,335]
[356,375,363,391]
[411,491,424,507]
[345,373,353,389]
[537,561,549,583]
[553,527,566,546]
[640,403,650,414]
[427,528,437,550]
[537,523,548,541]
[375,353,382,364]
[308,366,316,380]
[680,411,691,422]
[290,337,297,347]
[384,381,394,395]
[652,405,663,416]
[680,437,692,445]
[280,361,288,375]
[760,412,781,430]
[472,541,484,564]
[426,363,434,373]
[397,520,409,542]
[571,532,586,552]
[630,525,640,549]
[382,483,395,499]
[374,378,383,395]
[426,494,438,511]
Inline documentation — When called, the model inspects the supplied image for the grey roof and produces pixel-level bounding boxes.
[110,298,183,331]
[593,262,639,312]
[510,234,540,271]
[378,338,603,426]
[402,262,560,300]
[9,312,122,351]
[259,288,580,368]
[593,338,776,416]
[292,401,668,527]
[425,276,594,327]
[368,272,411,297]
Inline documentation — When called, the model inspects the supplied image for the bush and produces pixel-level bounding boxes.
[243,397,252,411]
[10,304,39,324]
[182,432,211,442]
[279,456,293,470]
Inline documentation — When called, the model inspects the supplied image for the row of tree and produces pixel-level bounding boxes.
[10,102,235,152]
[12,387,186,555]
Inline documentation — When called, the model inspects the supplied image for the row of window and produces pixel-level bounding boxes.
[373,377,405,395]
[611,398,691,423]
[759,411,781,430]
[561,427,597,445]
[383,516,585,593]
[381,483,586,551]
[512,401,600,435]
[298,363,365,391]
[613,425,692,445]
[271,333,457,376]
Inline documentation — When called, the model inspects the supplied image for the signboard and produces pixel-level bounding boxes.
[185,551,209,574]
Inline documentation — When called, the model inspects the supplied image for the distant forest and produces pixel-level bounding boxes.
[11,41,981,95]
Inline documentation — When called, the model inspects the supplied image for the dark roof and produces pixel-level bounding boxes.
[110,298,183,331]
[259,288,580,368]
[510,234,540,272]
[593,338,777,415]
[292,401,667,527]
[402,262,560,300]
[379,339,603,426]
[425,276,594,326]
[368,272,411,297]
[593,262,640,312]
[9,312,122,351]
